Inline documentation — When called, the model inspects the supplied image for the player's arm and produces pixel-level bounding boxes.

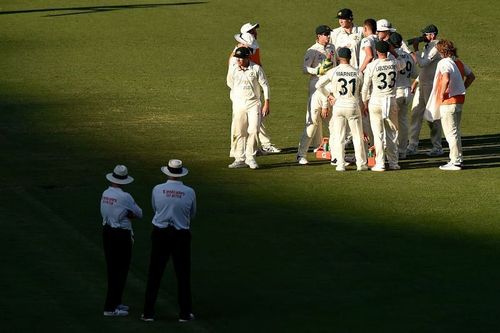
[257,66,270,116]
[359,44,373,73]
[303,49,318,75]
[463,63,475,89]
[439,72,450,101]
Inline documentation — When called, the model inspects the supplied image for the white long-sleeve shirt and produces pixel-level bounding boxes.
[316,63,362,108]
[303,42,335,96]
[415,40,441,85]
[151,180,196,230]
[227,61,269,107]
[101,186,143,231]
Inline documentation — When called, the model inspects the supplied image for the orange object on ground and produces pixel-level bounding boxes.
[315,137,332,160]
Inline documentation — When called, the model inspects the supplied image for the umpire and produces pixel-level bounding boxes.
[142,159,197,322]
[101,165,143,316]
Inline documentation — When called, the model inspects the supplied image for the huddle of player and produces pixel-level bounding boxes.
[227,8,475,171]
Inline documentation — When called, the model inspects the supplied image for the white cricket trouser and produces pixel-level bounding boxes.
[369,97,399,167]
[231,102,260,163]
[440,103,463,164]
[308,79,324,147]
[297,98,330,158]
[257,119,272,147]
[408,84,442,150]
[396,88,413,155]
[230,115,271,157]
[330,104,367,167]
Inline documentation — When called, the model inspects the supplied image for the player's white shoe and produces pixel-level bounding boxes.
[426,147,444,156]
[245,160,259,169]
[357,165,369,171]
[439,162,461,171]
[261,145,281,153]
[297,156,309,165]
[228,160,247,169]
[371,164,385,172]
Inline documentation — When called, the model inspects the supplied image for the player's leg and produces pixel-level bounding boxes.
[369,103,385,170]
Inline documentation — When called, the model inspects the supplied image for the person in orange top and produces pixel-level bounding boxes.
[426,39,475,170]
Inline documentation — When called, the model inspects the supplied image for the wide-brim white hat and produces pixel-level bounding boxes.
[234,32,257,49]
[106,165,134,185]
[240,22,259,34]
[161,159,189,178]
[376,19,396,32]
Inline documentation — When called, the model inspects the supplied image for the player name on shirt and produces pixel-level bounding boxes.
[336,71,357,77]
[376,64,397,71]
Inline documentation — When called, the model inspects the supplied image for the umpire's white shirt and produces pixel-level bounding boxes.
[151,180,196,230]
[101,186,143,231]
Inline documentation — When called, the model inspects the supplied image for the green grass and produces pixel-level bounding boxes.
[1,1,499,332]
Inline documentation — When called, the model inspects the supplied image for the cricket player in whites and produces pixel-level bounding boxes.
[388,32,417,159]
[362,41,406,171]
[316,47,368,171]
[239,22,281,154]
[300,24,335,153]
[407,24,443,156]
[227,47,270,170]
[330,8,363,68]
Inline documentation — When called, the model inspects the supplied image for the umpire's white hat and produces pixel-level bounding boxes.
[161,159,189,178]
[106,165,134,185]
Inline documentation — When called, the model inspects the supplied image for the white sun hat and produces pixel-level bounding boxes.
[240,22,259,34]
[234,32,257,49]
[106,165,134,185]
[161,159,189,178]
[376,19,396,32]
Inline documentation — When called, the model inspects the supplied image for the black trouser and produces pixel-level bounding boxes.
[103,225,132,311]
[143,226,192,318]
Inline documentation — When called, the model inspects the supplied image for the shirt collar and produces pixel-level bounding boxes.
[166,179,183,185]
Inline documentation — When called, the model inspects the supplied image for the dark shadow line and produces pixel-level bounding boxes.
[0,2,207,16]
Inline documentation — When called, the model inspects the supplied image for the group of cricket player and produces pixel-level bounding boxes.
[226,8,475,171]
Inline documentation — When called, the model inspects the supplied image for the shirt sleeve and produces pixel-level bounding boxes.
[226,64,235,89]
[361,64,373,102]
[303,48,319,75]
[190,190,197,220]
[416,44,439,67]
[257,66,270,100]
[315,70,333,97]
[124,193,143,218]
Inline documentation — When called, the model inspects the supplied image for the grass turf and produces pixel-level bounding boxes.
[0,0,499,332]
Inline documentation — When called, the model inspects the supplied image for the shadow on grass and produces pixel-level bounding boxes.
[1,93,499,332]
[0,2,207,17]
[269,134,500,171]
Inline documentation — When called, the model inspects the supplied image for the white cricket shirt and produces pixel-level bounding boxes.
[227,61,269,107]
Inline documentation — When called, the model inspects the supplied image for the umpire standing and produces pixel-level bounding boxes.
[101,165,143,316]
[141,159,197,322]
